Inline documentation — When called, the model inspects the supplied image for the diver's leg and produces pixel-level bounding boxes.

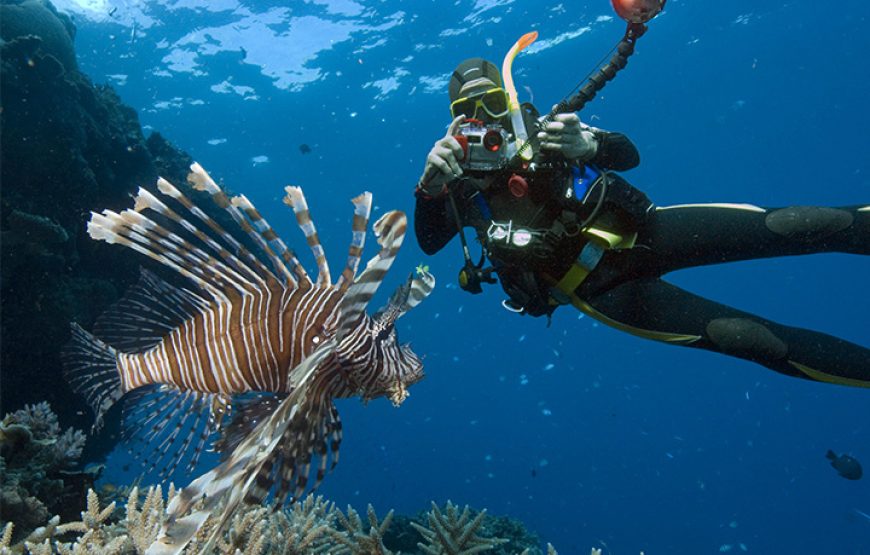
[578,277,870,387]
[635,203,869,275]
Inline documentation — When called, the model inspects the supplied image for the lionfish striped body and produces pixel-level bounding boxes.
[61,163,434,554]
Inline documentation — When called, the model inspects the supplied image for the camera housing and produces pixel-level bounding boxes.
[454,121,516,172]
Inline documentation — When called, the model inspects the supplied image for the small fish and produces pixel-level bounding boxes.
[62,162,435,554]
[826,450,863,480]
[299,143,312,154]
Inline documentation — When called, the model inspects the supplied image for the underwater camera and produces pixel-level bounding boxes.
[453,120,515,172]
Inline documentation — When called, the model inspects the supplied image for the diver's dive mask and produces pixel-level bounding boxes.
[450,87,510,120]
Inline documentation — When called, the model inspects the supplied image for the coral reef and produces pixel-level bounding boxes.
[0,402,95,543]
[0,485,570,555]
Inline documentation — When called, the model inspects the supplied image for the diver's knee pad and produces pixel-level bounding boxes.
[706,318,788,361]
[765,206,853,240]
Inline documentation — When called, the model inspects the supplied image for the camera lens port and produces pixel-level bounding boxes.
[483,130,503,152]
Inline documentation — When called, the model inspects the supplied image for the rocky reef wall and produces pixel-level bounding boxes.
[0,0,193,434]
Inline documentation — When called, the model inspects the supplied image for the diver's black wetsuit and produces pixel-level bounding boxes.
[414,128,870,386]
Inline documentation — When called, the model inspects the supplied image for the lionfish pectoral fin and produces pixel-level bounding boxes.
[337,210,408,342]
[60,323,123,431]
[121,387,230,481]
[148,340,336,555]
[145,512,210,555]
[244,398,342,508]
[213,392,286,459]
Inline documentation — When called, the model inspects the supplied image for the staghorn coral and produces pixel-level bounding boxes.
[331,504,395,555]
[411,500,509,555]
[3,402,85,462]
[2,484,574,554]
[124,484,171,553]
[188,493,338,555]
[7,487,344,555]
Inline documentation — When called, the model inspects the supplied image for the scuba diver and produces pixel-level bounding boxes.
[412,20,870,386]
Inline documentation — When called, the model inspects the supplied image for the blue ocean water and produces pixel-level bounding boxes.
[54,0,869,552]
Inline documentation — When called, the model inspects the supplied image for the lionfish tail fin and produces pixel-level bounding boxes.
[60,323,123,431]
[337,210,407,341]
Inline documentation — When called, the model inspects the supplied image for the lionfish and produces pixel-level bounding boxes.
[61,163,434,554]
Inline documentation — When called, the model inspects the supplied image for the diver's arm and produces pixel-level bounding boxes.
[537,114,639,171]
[414,194,458,255]
[588,130,640,171]
[414,115,467,254]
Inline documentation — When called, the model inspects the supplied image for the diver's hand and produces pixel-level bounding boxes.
[538,111,598,162]
[417,115,466,198]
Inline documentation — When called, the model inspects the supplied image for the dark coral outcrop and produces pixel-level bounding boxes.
[0,0,192,433]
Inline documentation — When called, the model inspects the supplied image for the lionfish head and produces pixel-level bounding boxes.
[368,269,434,406]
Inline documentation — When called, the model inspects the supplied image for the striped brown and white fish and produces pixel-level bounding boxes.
[61,162,434,553]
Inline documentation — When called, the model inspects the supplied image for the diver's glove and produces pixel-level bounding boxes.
[538,111,598,162]
[416,115,466,198]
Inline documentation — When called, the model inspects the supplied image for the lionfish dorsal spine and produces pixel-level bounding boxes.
[186,162,309,287]
[229,193,310,286]
[87,210,230,304]
[133,184,273,293]
[152,177,279,286]
[283,185,331,287]
[337,210,407,342]
[336,192,373,292]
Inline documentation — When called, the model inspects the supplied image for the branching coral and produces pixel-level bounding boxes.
[124,485,171,552]
[5,488,346,555]
[190,494,338,555]
[411,501,508,555]
[2,478,569,555]
[331,504,395,555]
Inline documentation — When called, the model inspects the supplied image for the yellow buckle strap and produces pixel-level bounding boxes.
[550,238,605,304]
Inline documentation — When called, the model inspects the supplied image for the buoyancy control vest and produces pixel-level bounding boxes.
[458,157,653,318]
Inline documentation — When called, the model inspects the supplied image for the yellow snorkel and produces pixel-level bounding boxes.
[501,31,538,162]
